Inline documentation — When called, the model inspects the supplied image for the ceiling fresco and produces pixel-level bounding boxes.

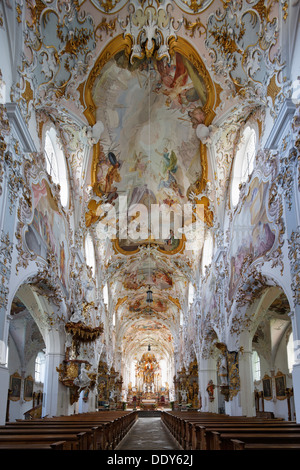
[89,49,211,254]
[122,257,173,290]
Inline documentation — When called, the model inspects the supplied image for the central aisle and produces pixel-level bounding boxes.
[116,417,181,450]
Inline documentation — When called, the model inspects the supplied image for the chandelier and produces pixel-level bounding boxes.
[146,285,153,303]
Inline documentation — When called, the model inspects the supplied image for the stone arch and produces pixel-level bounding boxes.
[228,267,293,350]
[6,267,70,418]
[227,268,293,417]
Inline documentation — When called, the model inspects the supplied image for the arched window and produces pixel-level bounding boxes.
[35,351,46,384]
[85,232,96,276]
[252,350,261,381]
[287,332,295,373]
[202,231,213,275]
[44,127,69,208]
[231,126,257,207]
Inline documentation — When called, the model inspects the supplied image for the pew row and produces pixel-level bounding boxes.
[161,411,300,451]
[0,410,137,450]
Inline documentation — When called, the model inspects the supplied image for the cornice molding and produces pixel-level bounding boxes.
[265,99,296,150]
[5,102,36,153]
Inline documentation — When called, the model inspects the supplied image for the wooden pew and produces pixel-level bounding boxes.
[193,422,300,450]
[231,439,300,450]
[5,422,103,448]
[161,410,299,451]
[0,441,67,450]
[212,430,300,450]
[4,411,137,450]
[33,411,137,449]
[0,425,96,450]
[0,433,84,450]
[161,411,280,449]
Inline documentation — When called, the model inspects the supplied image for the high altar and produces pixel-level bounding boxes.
[127,353,169,409]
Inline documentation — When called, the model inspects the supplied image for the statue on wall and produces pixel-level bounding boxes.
[206,380,215,402]
[216,342,240,401]
[181,389,187,403]
[216,342,228,384]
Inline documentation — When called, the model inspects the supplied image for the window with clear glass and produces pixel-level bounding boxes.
[44,127,69,208]
[202,232,213,275]
[231,126,257,207]
[188,282,195,306]
[103,283,109,306]
[252,350,261,381]
[35,351,46,384]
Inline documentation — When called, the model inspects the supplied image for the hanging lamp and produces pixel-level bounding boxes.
[146,285,153,303]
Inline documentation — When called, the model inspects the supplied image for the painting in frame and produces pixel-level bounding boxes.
[10,372,22,401]
[262,374,272,400]
[24,375,34,401]
[275,371,286,400]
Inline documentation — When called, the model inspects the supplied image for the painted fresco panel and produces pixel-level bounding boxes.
[228,177,275,300]
[91,50,209,252]
[24,179,69,293]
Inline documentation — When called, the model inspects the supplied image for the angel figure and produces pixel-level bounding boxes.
[74,364,92,390]
[157,146,183,198]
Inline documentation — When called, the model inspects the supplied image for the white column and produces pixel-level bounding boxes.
[198,357,218,413]
[42,352,68,417]
[238,349,256,417]
[0,365,9,424]
[78,389,97,413]
[290,308,300,423]
[0,312,12,424]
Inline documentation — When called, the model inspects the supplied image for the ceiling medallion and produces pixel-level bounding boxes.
[118,0,183,63]
[174,0,214,14]
[91,0,129,13]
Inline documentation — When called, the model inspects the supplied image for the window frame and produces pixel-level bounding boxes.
[252,350,261,382]
[231,125,257,208]
[44,126,69,208]
[35,351,46,384]
[201,231,214,275]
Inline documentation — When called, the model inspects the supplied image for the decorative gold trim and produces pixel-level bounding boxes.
[115,296,128,310]
[112,237,186,256]
[175,0,214,14]
[90,0,129,14]
[83,34,132,128]
[168,295,181,309]
[82,33,216,182]
[267,74,281,108]
[65,321,104,342]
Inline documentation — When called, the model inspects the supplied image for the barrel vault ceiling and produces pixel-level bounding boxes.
[14,0,288,366]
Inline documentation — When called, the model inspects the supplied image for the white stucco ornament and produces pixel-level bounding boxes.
[196,124,210,141]
[83,120,104,146]
[196,123,218,144]
[118,0,183,63]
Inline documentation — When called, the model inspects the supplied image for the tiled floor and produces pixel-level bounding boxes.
[116,417,181,450]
